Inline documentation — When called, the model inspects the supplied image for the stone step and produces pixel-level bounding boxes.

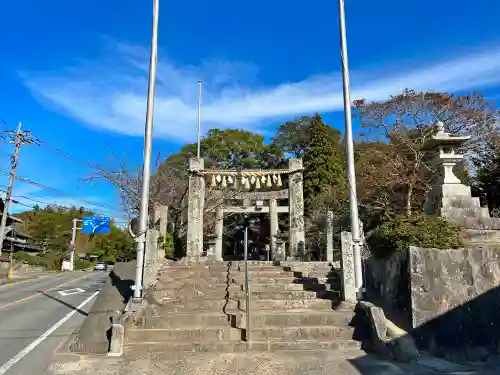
[165,267,297,276]
[301,283,340,292]
[157,276,229,284]
[158,297,229,311]
[239,298,334,310]
[158,269,228,276]
[247,290,318,299]
[229,270,297,277]
[295,272,341,284]
[250,325,354,340]
[155,288,318,300]
[154,281,229,289]
[231,276,296,284]
[123,339,361,354]
[315,290,343,299]
[140,312,231,329]
[159,297,334,310]
[250,339,361,351]
[153,289,228,300]
[230,283,305,292]
[126,327,240,342]
[239,309,355,328]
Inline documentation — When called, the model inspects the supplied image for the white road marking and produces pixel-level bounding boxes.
[58,288,85,296]
[0,290,100,375]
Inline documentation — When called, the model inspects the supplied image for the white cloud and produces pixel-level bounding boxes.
[21,42,500,142]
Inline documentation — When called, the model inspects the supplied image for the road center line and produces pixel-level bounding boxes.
[0,273,91,310]
[0,273,61,290]
[0,290,100,375]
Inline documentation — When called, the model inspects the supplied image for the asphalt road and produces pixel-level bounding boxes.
[0,271,108,375]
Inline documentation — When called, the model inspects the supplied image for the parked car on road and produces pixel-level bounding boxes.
[94,262,107,272]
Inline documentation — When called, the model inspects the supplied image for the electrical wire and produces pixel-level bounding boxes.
[0,128,138,222]
[0,170,117,211]
[32,139,103,171]
[0,189,129,222]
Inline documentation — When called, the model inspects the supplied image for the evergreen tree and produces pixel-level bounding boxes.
[474,137,500,217]
[303,114,347,212]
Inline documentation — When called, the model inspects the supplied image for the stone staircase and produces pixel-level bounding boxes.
[123,261,360,355]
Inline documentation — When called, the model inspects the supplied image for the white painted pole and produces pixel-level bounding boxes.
[134,0,160,300]
[338,0,364,298]
[196,80,202,158]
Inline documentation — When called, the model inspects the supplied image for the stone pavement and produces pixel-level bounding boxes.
[44,350,500,375]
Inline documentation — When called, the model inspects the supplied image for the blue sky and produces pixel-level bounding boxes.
[1,0,500,220]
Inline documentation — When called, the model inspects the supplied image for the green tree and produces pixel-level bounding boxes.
[272,115,345,159]
[473,134,500,217]
[14,207,135,267]
[302,114,347,212]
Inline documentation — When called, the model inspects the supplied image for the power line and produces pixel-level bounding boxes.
[10,199,130,225]
[32,139,103,171]
[0,189,128,221]
[0,125,136,221]
[0,122,102,172]
[0,170,121,214]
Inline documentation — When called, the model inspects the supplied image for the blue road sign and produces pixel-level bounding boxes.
[82,216,111,234]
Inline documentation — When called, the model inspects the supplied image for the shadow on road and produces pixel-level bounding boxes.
[39,291,88,317]
[108,270,134,304]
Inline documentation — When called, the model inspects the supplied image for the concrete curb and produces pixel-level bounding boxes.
[357,300,420,362]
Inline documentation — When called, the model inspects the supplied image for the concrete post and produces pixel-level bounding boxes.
[187,158,205,261]
[326,210,334,262]
[154,205,168,239]
[108,322,124,357]
[340,231,357,303]
[215,206,224,261]
[288,158,305,257]
[143,229,160,287]
[269,198,278,257]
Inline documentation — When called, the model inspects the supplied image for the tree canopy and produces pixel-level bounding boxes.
[14,206,135,266]
[89,88,500,260]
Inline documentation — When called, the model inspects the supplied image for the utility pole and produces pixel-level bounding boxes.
[69,218,81,271]
[8,234,14,280]
[196,80,202,158]
[337,0,364,298]
[0,122,36,256]
[134,0,160,301]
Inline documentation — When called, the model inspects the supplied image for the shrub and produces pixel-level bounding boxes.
[74,258,92,270]
[159,233,175,259]
[98,254,116,263]
[367,213,463,259]
[13,251,47,267]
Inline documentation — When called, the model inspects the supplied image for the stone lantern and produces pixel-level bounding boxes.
[204,234,217,260]
[273,232,287,261]
[422,121,486,219]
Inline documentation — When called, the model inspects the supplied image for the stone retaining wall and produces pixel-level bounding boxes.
[365,246,500,352]
[364,250,411,330]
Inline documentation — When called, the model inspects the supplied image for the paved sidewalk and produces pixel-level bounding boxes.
[44,350,487,375]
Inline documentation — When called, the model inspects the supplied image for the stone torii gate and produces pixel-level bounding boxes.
[186,157,305,261]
